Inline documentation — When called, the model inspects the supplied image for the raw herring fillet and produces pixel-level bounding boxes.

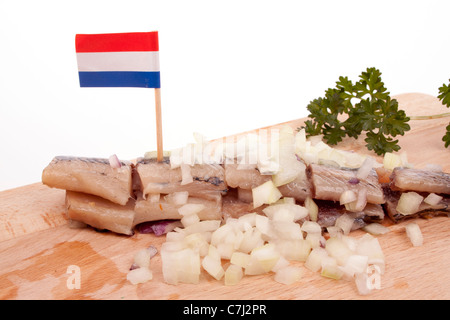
[136,157,227,200]
[306,163,385,205]
[315,200,384,230]
[389,167,450,195]
[383,186,450,222]
[66,191,135,235]
[42,156,133,205]
[225,163,310,202]
[134,195,222,225]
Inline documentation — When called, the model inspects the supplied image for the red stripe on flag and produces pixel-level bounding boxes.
[75,32,159,53]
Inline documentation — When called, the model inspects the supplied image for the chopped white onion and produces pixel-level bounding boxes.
[304,196,319,222]
[340,255,369,279]
[340,190,357,205]
[252,180,283,208]
[334,214,355,235]
[362,223,390,235]
[127,267,153,285]
[396,192,424,215]
[354,272,372,295]
[164,191,189,205]
[180,163,194,185]
[345,188,367,212]
[202,254,225,281]
[133,248,152,268]
[405,222,423,247]
[178,203,205,217]
[274,239,311,262]
[325,237,353,266]
[274,266,303,285]
[320,256,343,280]
[149,193,161,203]
[301,221,322,234]
[423,193,443,206]
[305,247,328,272]
[356,156,375,180]
[249,243,280,272]
[383,152,403,170]
[224,264,243,286]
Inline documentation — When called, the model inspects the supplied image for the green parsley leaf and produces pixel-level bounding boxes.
[300,67,410,156]
[437,79,450,148]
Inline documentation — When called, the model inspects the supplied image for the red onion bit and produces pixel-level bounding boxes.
[109,154,122,168]
[136,220,183,236]
[348,177,360,184]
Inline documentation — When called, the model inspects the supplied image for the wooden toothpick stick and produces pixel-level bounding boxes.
[154,88,163,162]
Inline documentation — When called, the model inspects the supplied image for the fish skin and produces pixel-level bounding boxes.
[306,163,385,205]
[315,200,384,230]
[382,185,450,222]
[225,163,310,202]
[389,167,450,195]
[42,156,133,205]
[65,191,135,235]
[136,157,227,200]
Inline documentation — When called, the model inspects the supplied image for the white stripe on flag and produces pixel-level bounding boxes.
[76,51,160,72]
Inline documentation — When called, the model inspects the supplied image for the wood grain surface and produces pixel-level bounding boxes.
[0,93,449,300]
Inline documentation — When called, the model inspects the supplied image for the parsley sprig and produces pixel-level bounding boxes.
[437,80,450,148]
[301,67,410,156]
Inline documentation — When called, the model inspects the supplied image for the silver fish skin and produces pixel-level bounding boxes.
[306,163,385,205]
[390,167,450,195]
[42,156,133,205]
[65,191,135,235]
[382,186,450,222]
[136,157,227,200]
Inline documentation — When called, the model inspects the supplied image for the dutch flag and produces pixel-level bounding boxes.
[75,31,160,88]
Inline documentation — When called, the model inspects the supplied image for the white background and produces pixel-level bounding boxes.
[1,0,449,191]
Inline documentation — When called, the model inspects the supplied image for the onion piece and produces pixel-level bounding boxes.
[180,164,194,185]
[423,193,443,206]
[136,220,183,236]
[334,214,355,235]
[224,264,244,286]
[250,243,280,272]
[274,239,311,262]
[178,203,205,217]
[362,223,390,235]
[202,254,225,281]
[340,190,357,205]
[164,191,189,205]
[304,196,319,222]
[301,221,322,234]
[405,222,423,247]
[274,266,303,285]
[325,237,353,266]
[305,247,328,272]
[396,192,424,215]
[252,180,283,208]
[108,154,122,168]
[354,272,372,295]
[127,267,153,285]
[383,152,402,170]
[356,156,375,180]
[345,188,367,212]
[320,256,343,280]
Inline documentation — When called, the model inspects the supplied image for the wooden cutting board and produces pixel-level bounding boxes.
[1,93,449,300]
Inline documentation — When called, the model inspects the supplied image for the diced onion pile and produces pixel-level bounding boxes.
[127,192,389,295]
[132,127,437,294]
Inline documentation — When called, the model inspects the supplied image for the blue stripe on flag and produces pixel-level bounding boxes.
[78,71,160,88]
